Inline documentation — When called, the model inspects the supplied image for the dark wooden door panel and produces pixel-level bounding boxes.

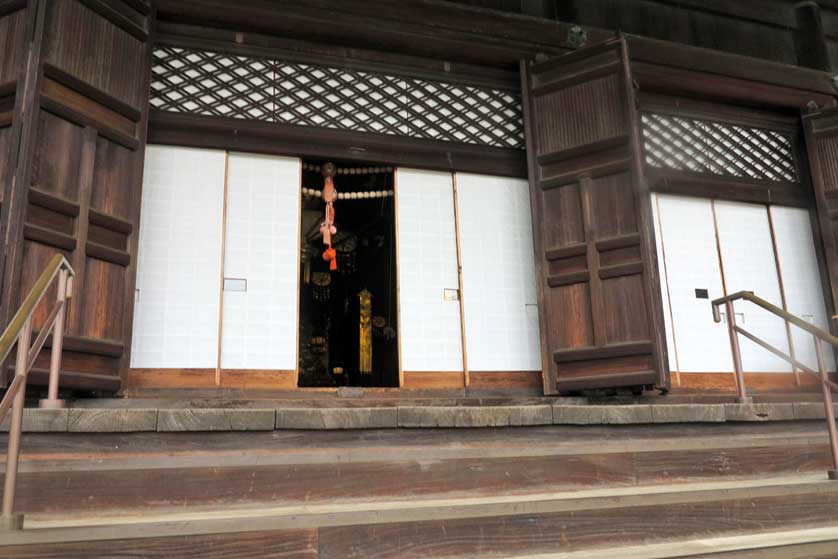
[0,0,153,391]
[521,37,669,393]
[802,107,838,330]
[0,6,28,86]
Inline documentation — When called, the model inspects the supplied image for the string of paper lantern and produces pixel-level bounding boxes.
[302,163,394,175]
[302,187,394,199]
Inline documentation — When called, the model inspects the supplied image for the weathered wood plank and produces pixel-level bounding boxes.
[0,529,317,559]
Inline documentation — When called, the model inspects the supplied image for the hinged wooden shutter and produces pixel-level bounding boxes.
[802,106,838,330]
[520,37,669,394]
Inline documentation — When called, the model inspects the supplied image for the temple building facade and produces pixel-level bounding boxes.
[3,0,838,398]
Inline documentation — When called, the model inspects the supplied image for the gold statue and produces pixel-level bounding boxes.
[359,289,372,374]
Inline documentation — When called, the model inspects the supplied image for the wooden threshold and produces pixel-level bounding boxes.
[402,371,468,390]
[126,369,297,390]
[676,372,835,393]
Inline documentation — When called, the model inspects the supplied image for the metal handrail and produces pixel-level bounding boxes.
[0,254,74,530]
[712,290,838,480]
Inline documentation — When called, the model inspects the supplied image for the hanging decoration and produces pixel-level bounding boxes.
[308,336,328,355]
[311,272,332,302]
[303,163,393,175]
[372,315,386,338]
[319,162,338,271]
[302,187,394,200]
[359,289,373,374]
[336,234,358,275]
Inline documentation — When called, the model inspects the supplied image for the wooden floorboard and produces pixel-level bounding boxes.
[0,529,318,559]
[315,491,838,559]
[3,422,827,457]
[6,444,830,515]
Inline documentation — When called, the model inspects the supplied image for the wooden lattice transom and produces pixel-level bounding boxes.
[150,47,524,150]
[642,112,798,183]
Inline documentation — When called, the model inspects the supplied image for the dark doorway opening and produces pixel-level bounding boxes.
[297,160,399,387]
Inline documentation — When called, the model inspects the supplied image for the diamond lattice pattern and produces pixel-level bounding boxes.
[642,113,798,183]
[150,47,524,149]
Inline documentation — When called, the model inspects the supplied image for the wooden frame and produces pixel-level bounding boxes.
[148,112,527,181]
[520,37,668,394]
[214,151,230,387]
[393,168,404,388]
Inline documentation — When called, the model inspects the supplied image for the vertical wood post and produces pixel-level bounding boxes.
[795,2,832,72]
[1,317,31,529]
[815,337,838,479]
[725,301,752,404]
[40,268,67,408]
[451,172,469,388]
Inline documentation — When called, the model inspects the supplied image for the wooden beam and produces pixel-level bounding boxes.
[148,111,527,178]
[40,77,138,149]
[627,34,835,99]
[43,63,142,122]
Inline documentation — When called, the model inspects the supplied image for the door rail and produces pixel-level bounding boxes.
[0,254,74,530]
[712,290,838,480]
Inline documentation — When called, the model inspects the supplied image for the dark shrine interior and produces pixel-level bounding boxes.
[297,159,399,388]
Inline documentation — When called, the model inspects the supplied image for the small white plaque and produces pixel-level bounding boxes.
[224,278,247,292]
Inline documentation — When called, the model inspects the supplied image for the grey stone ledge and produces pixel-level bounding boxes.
[398,405,553,428]
[553,404,653,425]
[157,409,275,432]
[724,403,796,422]
[68,408,158,432]
[276,407,397,430]
[651,404,726,424]
[0,408,68,433]
[793,402,838,420]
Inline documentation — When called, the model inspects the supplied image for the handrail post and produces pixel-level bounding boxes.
[40,268,68,409]
[815,337,838,480]
[725,301,752,404]
[1,317,31,531]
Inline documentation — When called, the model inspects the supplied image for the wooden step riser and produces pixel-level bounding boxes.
[4,443,832,515]
[317,490,838,558]
[3,491,837,559]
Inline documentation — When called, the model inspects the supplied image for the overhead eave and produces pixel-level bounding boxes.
[627,34,837,110]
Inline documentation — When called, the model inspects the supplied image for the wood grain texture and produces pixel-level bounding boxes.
[522,39,667,394]
[1,432,830,515]
[802,107,838,340]
[402,371,466,390]
[42,0,145,109]
[0,0,153,392]
[0,7,27,84]
[677,372,829,392]
[468,371,542,390]
[40,77,137,147]
[125,369,298,390]
[316,492,838,558]
[0,529,317,559]
[126,369,217,389]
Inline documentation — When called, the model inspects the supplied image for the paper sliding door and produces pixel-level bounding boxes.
[219,154,301,371]
[456,173,541,373]
[770,207,836,372]
[396,168,464,377]
[131,146,226,368]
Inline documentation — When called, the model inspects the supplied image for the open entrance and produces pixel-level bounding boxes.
[297,160,399,387]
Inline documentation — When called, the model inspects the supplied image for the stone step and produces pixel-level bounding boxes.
[2,476,836,558]
[2,423,833,515]
[3,400,837,432]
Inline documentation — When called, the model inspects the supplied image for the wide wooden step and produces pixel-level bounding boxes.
[2,476,836,558]
[507,526,838,558]
[2,423,833,515]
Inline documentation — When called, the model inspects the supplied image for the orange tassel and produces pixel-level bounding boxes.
[323,246,337,271]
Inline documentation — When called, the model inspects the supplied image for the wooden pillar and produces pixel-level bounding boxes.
[795,1,832,72]
[0,0,47,388]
